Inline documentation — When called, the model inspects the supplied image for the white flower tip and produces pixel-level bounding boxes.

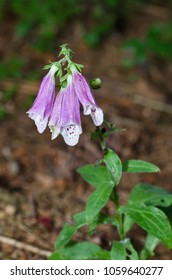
[35,115,48,133]
[91,107,104,126]
[49,125,60,140]
[61,124,82,146]
[83,105,92,115]
[27,113,47,133]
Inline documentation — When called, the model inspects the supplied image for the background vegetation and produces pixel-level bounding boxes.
[0,0,171,259]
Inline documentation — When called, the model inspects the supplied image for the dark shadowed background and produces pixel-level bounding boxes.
[0,0,172,259]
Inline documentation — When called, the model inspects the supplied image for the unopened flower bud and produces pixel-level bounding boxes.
[90,78,102,89]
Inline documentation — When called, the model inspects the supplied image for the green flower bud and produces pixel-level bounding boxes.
[90,78,102,89]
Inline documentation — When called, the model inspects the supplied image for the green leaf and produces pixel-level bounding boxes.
[0,105,8,120]
[104,149,122,186]
[140,234,160,260]
[110,238,138,260]
[123,213,134,235]
[97,213,117,226]
[90,130,99,140]
[55,224,77,249]
[73,211,86,224]
[74,63,84,73]
[86,179,114,222]
[88,213,117,233]
[55,211,86,248]
[161,205,172,226]
[48,251,63,260]
[123,205,172,249]
[122,160,160,173]
[78,164,114,222]
[103,127,125,138]
[52,242,110,260]
[129,183,172,207]
[78,164,112,190]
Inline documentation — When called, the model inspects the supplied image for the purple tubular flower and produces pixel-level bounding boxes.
[71,65,104,126]
[49,75,82,146]
[26,65,58,133]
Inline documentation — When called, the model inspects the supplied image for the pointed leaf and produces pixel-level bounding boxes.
[48,252,63,260]
[55,211,86,248]
[129,183,172,207]
[110,238,138,260]
[124,205,172,249]
[123,213,134,235]
[73,211,86,224]
[88,213,117,233]
[78,164,112,190]
[122,160,160,173]
[103,127,125,138]
[55,224,77,249]
[86,180,114,222]
[53,242,110,260]
[140,234,160,260]
[104,149,122,186]
[78,164,114,223]
[97,213,117,226]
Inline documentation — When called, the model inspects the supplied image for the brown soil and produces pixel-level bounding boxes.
[0,8,172,260]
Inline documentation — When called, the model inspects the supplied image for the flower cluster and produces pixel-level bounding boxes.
[27,46,103,146]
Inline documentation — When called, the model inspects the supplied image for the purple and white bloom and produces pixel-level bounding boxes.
[71,65,104,126]
[26,49,104,146]
[49,75,82,146]
[26,64,58,133]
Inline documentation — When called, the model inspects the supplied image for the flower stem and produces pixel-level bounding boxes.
[112,189,125,240]
[96,126,106,152]
[96,125,124,240]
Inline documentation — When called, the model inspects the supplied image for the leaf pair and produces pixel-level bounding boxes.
[123,184,172,250]
[78,150,160,224]
[78,149,122,223]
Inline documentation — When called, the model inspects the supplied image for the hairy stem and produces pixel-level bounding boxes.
[97,126,124,240]
[96,126,106,152]
[112,189,125,240]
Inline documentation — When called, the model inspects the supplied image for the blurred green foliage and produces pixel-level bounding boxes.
[0,0,146,50]
[0,56,25,78]
[3,86,16,101]
[0,86,17,120]
[122,21,172,67]
[0,0,172,79]
[0,105,8,120]
[1,0,79,51]
[83,0,122,46]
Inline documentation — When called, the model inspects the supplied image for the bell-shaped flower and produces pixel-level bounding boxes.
[26,64,58,133]
[71,65,104,126]
[48,75,82,146]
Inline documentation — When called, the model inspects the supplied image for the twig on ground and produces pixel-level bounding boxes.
[0,235,51,258]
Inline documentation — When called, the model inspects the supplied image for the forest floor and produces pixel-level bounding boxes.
[0,6,172,259]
